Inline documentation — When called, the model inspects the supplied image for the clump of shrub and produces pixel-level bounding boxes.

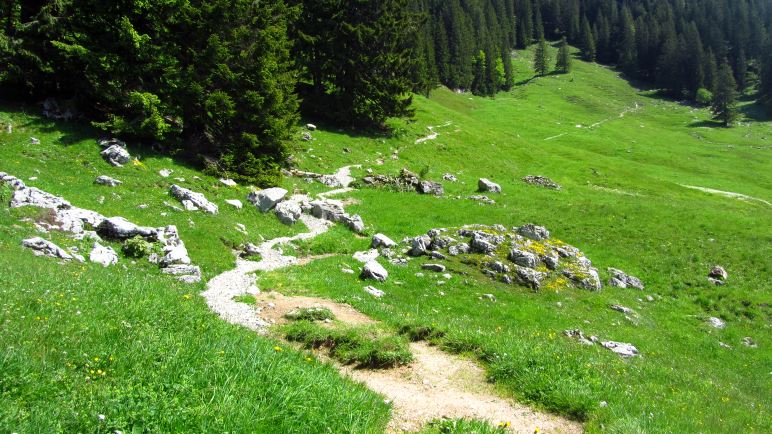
[285,307,335,322]
[696,88,714,106]
[281,321,412,368]
[122,235,152,258]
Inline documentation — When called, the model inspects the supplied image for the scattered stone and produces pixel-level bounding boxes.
[342,214,365,233]
[181,200,199,211]
[161,264,202,283]
[248,187,288,212]
[478,178,501,193]
[416,180,444,196]
[707,317,726,329]
[563,266,602,291]
[242,243,261,257]
[447,243,470,256]
[518,224,550,241]
[468,195,496,205]
[353,249,380,263]
[30,137,41,145]
[275,201,302,225]
[137,204,149,209]
[485,261,510,274]
[601,341,639,357]
[306,123,317,131]
[409,235,432,256]
[225,199,243,209]
[610,304,635,315]
[708,266,728,285]
[645,295,655,302]
[235,223,247,234]
[742,337,757,348]
[372,233,397,249]
[422,263,446,272]
[219,178,237,187]
[523,175,561,190]
[364,285,385,298]
[170,185,218,214]
[429,251,447,260]
[89,242,118,267]
[508,248,539,268]
[362,260,388,282]
[341,268,355,274]
[159,169,172,178]
[719,342,732,349]
[608,268,645,290]
[707,277,726,286]
[515,267,547,290]
[302,132,312,141]
[442,173,458,182]
[482,294,497,302]
[599,401,608,408]
[22,237,74,261]
[564,329,597,346]
[100,144,131,167]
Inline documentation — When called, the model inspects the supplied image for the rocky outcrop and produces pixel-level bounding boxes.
[362,168,444,196]
[565,329,639,357]
[89,242,118,267]
[247,187,287,212]
[372,233,397,249]
[22,237,76,261]
[170,185,218,214]
[100,140,131,167]
[608,268,644,290]
[523,175,561,190]
[417,180,444,196]
[97,217,156,240]
[708,266,728,286]
[478,178,501,193]
[275,201,303,225]
[362,260,388,282]
[10,187,71,209]
[518,224,550,241]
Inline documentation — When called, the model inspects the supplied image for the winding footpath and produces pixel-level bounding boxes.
[201,165,581,433]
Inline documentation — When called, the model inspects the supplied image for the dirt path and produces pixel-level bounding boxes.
[680,184,771,206]
[202,165,583,433]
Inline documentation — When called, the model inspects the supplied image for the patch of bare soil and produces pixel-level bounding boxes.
[254,290,376,326]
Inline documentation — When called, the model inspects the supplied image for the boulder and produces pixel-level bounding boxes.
[170,185,218,214]
[225,199,243,209]
[159,169,172,178]
[607,268,645,290]
[515,266,547,290]
[708,266,728,281]
[94,175,122,187]
[518,224,550,241]
[409,235,432,256]
[442,173,458,182]
[311,200,345,221]
[97,217,155,240]
[353,249,380,263]
[22,237,74,261]
[447,243,470,256]
[306,123,317,131]
[10,187,71,209]
[275,201,302,225]
[342,214,365,233]
[161,244,191,266]
[416,180,444,196]
[485,261,510,274]
[610,304,635,315]
[372,233,397,249]
[219,178,237,187]
[242,243,261,257]
[248,187,288,212]
[361,260,388,282]
[601,341,639,357]
[100,144,131,166]
[478,178,501,193]
[508,248,539,268]
[89,242,118,267]
[162,264,202,283]
[422,263,446,272]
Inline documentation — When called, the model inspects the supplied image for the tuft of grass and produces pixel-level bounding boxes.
[419,418,507,434]
[281,321,413,368]
[285,307,335,321]
[233,294,257,305]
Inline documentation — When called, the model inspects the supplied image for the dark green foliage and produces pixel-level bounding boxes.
[122,236,152,259]
[285,307,335,322]
[580,16,595,62]
[533,38,549,77]
[712,61,739,127]
[282,321,413,368]
[695,88,713,106]
[555,37,571,74]
[292,0,417,128]
[0,0,299,186]
[761,37,772,101]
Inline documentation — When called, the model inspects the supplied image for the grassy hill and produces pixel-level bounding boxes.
[1,46,770,433]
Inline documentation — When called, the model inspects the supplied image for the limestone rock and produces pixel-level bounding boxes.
[219,178,237,187]
[409,235,432,256]
[159,169,172,178]
[10,187,71,209]
[170,184,218,214]
[443,173,458,182]
[275,201,302,225]
[364,285,385,298]
[248,187,288,212]
[610,304,635,315]
[607,268,645,290]
[22,237,74,261]
[225,199,243,209]
[362,260,388,282]
[515,266,547,290]
[707,317,726,329]
[416,180,444,196]
[89,242,118,267]
[508,248,539,268]
[523,175,561,190]
[708,266,728,281]
[478,178,501,193]
[601,341,639,357]
[342,214,365,233]
[162,264,202,283]
[518,224,550,241]
[95,175,122,187]
[422,263,446,272]
[100,144,131,167]
[372,233,397,249]
[97,217,155,240]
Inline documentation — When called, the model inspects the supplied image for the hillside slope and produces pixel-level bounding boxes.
[1,47,770,433]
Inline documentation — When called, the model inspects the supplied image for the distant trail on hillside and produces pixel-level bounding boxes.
[680,185,771,206]
[543,103,641,141]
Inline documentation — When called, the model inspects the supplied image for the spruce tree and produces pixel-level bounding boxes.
[580,16,596,62]
[555,37,571,73]
[712,61,739,127]
[533,38,549,77]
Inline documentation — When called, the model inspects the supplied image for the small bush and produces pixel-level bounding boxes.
[282,321,413,368]
[122,236,152,258]
[398,323,446,342]
[696,88,714,106]
[423,418,506,434]
[285,307,335,321]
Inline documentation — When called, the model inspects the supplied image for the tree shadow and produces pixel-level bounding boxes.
[688,119,725,128]
[739,95,771,122]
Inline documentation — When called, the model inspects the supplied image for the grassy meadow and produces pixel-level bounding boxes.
[1,44,770,433]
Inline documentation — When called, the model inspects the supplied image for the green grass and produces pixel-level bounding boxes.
[419,418,507,434]
[1,43,770,433]
[281,321,413,368]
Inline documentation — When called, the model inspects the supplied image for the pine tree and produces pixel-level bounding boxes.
[580,16,595,62]
[617,8,637,74]
[760,36,772,101]
[533,37,549,77]
[555,37,571,73]
[712,61,739,127]
[705,50,719,93]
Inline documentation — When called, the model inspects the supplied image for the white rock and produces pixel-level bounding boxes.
[169,184,218,214]
[364,286,384,298]
[181,200,199,211]
[89,242,118,267]
[478,178,501,193]
[159,169,172,177]
[353,249,380,263]
[22,237,74,260]
[362,260,388,282]
[247,187,287,212]
[220,178,237,187]
[372,233,397,249]
[100,145,131,166]
[306,123,317,131]
[601,341,639,357]
[225,199,243,209]
[275,200,302,225]
[10,187,70,209]
[96,217,155,240]
[707,317,726,329]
